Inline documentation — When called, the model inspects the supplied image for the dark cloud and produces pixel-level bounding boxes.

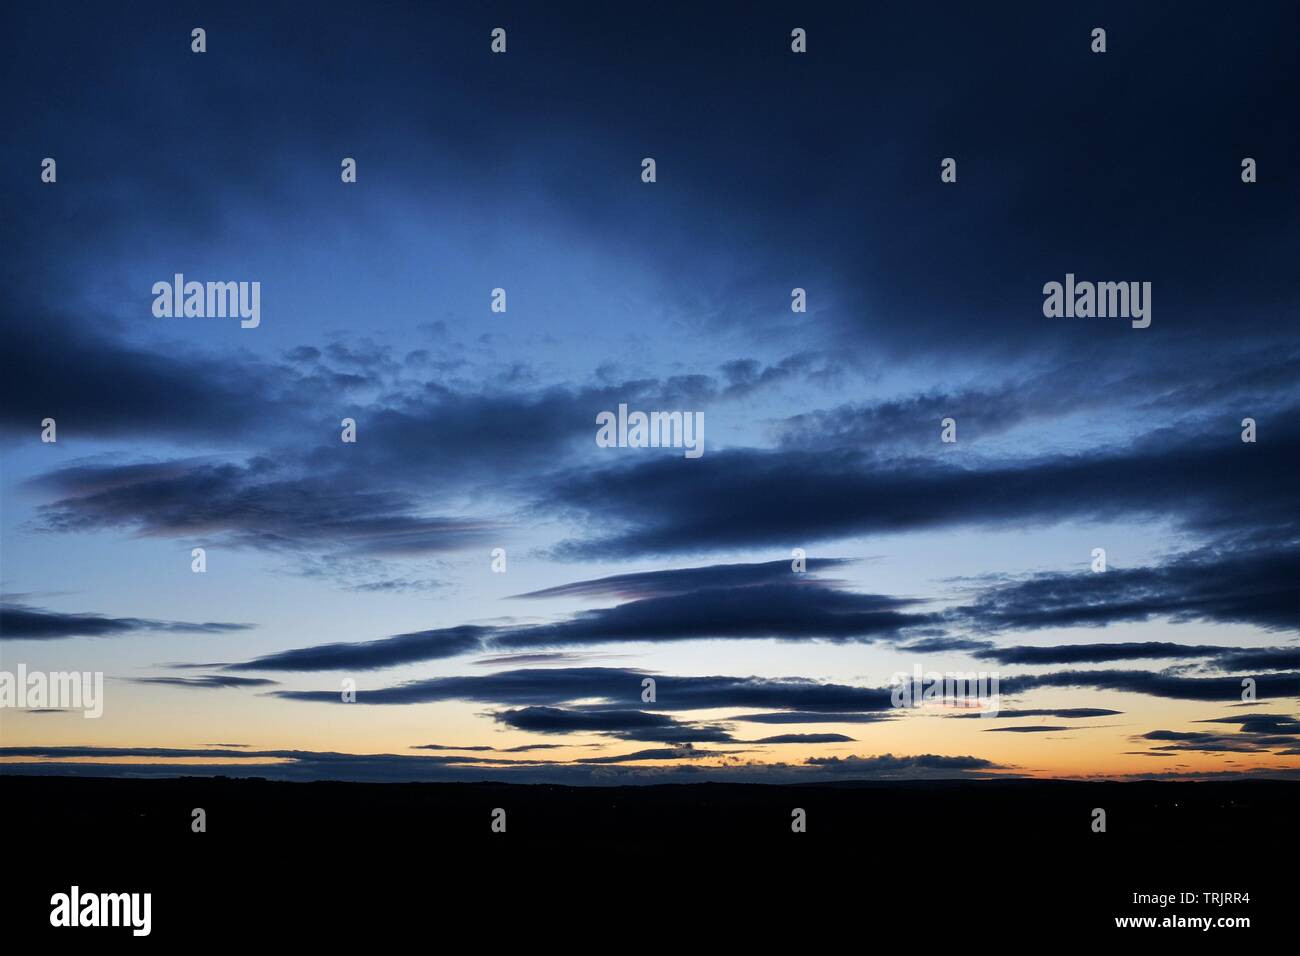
[0,746,317,761]
[949,708,1121,720]
[727,712,895,724]
[576,745,734,764]
[1196,713,1300,735]
[218,539,1294,673]
[983,643,1206,664]
[491,706,737,744]
[718,353,840,399]
[977,643,1226,665]
[29,459,499,559]
[493,706,676,734]
[10,366,837,589]
[271,666,901,713]
[1124,711,1300,758]
[1016,670,1300,703]
[544,416,1299,559]
[411,742,595,753]
[1134,727,1297,755]
[1104,768,1300,781]
[472,652,599,666]
[0,602,253,641]
[972,642,1300,669]
[982,725,1071,733]
[127,675,279,689]
[776,377,1108,455]
[0,746,508,776]
[5,1,1295,377]
[486,582,929,652]
[269,665,1300,715]
[511,558,851,601]
[228,566,931,671]
[773,351,1300,453]
[1209,647,1300,672]
[952,544,1300,635]
[0,309,296,441]
[897,637,995,654]
[229,626,489,672]
[0,745,1001,783]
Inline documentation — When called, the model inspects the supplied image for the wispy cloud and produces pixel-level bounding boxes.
[0,602,253,641]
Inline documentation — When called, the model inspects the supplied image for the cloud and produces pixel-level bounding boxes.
[0,309,296,442]
[1016,669,1300,703]
[5,0,1294,385]
[727,712,896,724]
[269,665,1300,716]
[951,543,1300,635]
[898,637,995,654]
[978,642,1225,664]
[412,742,585,753]
[227,562,931,671]
[948,708,1121,719]
[773,377,1082,452]
[0,746,307,760]
[1136,731,1293,755]
[772,352,1300,454]
[0,746,507,772]
[0,746,1005,783]
[1125,712,1300,758]
[1208,647,1300,671]
[576,744,735,764]
[490,706,737,744]
[269,666,902,713]
[542,415,1299,559]
[510,558,852,600]
[30,458,499,559]
[1196,713,1300,735]
[218,538,1296,674]
[229,626,490,672]
[471,652,604,666]
[0,602,253,641]
[486,582,929,653]
[126,675,280,689]
[982,725,1071,733]
[972,642,1300,669]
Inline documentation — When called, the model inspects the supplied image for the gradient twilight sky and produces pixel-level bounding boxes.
[1,1,1297,784]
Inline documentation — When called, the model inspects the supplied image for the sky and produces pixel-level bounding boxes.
[1,0,1297,784]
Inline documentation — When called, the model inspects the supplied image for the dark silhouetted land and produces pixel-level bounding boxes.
[4,775,1293,940]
